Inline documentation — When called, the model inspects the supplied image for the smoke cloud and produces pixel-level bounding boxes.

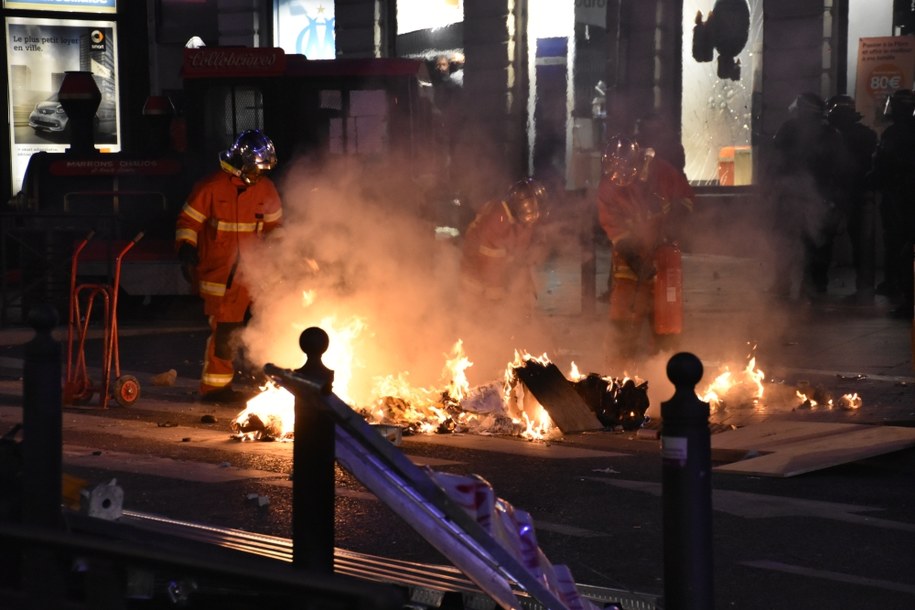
[238,154,576,407]
[236,131,838,423]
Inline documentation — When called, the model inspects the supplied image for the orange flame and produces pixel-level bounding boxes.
[504,350,560,441]
[444,339,473,402]
[699,350,765,411]
[232,380,295,440]
[568,361,584,381]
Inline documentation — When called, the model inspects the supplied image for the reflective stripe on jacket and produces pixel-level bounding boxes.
[175,170,282,314]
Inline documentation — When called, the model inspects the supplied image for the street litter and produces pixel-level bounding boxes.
[80,478,124,520]
[151,369,177,386]
[246,493,269,507]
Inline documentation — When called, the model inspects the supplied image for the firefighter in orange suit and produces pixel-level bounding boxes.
[176,130,283,403]
[460,178,547,304]
[596,135,694,369]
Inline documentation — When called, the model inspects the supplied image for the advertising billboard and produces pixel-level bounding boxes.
[2,0,116,13]
[5,16,120,195]
[855,36,915,131]
[274,0,335,59]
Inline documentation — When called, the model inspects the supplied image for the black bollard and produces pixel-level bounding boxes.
[21,303,66,606]
[292,327,335,573]
[660,352,713,610]
[22,303,62,528]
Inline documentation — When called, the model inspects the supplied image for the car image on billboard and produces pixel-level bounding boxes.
[28,92,118,141]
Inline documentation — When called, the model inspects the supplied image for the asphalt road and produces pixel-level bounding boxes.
[0,367,913,609]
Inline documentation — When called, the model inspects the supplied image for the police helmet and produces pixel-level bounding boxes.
[826,94,861,126]
[883,89,915,122]
[788,92,826,119]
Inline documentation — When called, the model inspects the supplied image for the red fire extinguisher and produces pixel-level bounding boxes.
[653,242,683,335]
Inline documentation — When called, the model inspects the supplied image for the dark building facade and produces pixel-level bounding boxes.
[0,1,908,199]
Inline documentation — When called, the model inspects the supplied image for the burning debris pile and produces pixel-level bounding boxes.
[231,383,295,441]
[697,348,864,418]
[231,342,651,442]
[572,373,650,431]
[230,333,866,443]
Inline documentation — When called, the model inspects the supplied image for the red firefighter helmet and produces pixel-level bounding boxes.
[219,129,277,184]
[506,178,546,225]
[601,135,642,186]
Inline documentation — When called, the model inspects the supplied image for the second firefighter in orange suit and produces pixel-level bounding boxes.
[176,130,283,403]
[596,135,694,369]
[460,178,547,303]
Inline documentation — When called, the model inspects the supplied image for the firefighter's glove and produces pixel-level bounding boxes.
[178,243,198,284]
[615,239,655,282]
[178,242,199,266]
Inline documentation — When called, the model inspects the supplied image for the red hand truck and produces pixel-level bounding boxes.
[64,230,144,408]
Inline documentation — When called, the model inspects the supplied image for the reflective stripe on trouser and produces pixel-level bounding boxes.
[200,316,241,395]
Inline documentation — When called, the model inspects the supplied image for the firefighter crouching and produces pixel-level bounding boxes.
[175,130,284,404]
[596,135,694,371]
[459,178,547,306]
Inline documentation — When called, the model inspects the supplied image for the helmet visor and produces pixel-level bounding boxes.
[515,197,540,224]
[602,138,641,186]
[603,155,640,186]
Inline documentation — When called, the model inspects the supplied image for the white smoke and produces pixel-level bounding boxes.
[238,154,562,407]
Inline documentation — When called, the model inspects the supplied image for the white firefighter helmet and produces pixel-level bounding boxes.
[601,135,642,186]
[506,178,546,225]
[219,130,277,185]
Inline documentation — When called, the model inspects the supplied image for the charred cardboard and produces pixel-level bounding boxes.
[513,361,603,433]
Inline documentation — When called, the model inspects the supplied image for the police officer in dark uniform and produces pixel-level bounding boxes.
[826,94,878,303]
[768,92,844,300]
[873,89,915,317]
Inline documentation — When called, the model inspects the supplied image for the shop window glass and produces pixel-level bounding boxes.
[681,0,762,185]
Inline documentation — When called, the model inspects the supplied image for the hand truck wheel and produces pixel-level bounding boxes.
[112,375,141,407]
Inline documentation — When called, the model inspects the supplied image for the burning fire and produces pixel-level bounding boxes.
[699,353,766,411]
[697,346,865,414]
[232,381,295,440]
[232,324,577,442]
[232,320,866,443]
[795,390,862,411]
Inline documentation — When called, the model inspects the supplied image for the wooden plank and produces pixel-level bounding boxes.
[514,361,603,434]
[711,421,915,477]
[711,420,867,451]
